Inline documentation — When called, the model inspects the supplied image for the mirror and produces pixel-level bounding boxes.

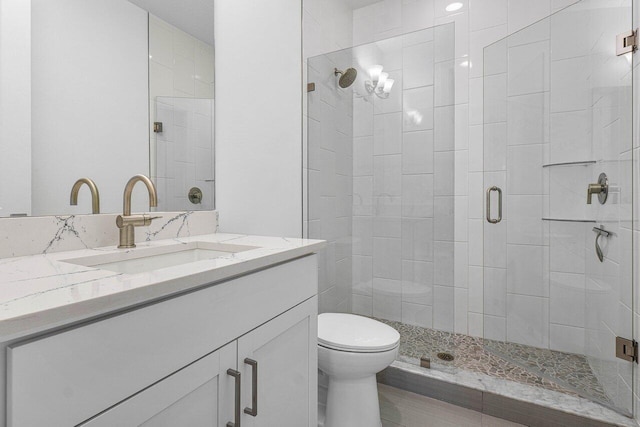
[0,0,214,218]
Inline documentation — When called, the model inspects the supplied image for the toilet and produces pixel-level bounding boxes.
[317,313,400,427]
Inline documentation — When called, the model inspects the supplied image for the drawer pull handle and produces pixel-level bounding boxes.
[227,369,241,427]
[244,358,258,417]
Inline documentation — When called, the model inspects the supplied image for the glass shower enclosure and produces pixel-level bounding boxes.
[483,0,634,415]
[306,23,455,327]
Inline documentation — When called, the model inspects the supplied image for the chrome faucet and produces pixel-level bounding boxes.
[70,178,100,214]
[117,174,159,248]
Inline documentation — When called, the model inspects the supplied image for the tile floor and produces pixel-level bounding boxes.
[379,384,524,427]
[376,318,609,404]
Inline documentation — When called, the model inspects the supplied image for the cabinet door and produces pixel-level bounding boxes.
[81,343,237,427]
[238,297,318,427]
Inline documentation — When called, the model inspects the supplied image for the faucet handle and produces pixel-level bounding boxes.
[586,173,608,205]
[116,214,160,229]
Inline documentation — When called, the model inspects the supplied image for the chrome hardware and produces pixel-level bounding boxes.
[486,186,502,224]
[244,358,258,417]
[617,29,637,56]
[188,187,203,204]
[70,178,100,214]
[307,82,316,92]
[117,174,158,248]
[586,173,608,205]
[616,337,638,363]
[227,369,241,427]
[592,226,610,263]
[153,122,163,133]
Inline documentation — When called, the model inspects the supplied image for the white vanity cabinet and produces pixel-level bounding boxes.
[82,342,237,426]
[6,255,318,427]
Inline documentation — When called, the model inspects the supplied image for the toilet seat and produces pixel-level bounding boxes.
[318,313,400,353]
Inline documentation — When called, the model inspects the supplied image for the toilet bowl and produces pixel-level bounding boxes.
[318,313,400,427]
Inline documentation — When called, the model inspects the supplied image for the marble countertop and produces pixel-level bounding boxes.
[0,233,325,341]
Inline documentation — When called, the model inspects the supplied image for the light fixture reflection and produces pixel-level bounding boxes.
[445,2,463,12]
[365,65,394,99]
[369,65,383,85]
[377,72,389,88]
[383,79,394,93]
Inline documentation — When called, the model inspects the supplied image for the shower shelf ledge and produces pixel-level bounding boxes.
[542,160,596,168]
[542,217,596,223]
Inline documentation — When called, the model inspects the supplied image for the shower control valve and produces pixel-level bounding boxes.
[586,173,608,205]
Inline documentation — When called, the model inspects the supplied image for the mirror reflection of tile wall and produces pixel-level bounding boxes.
[149,14,215,211]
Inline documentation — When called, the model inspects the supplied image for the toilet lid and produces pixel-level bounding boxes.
[318,313,400,353]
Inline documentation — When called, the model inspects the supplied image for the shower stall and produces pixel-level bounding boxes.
[306,0,635,420]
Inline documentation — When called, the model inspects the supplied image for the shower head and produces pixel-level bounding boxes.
[334,67,357,88]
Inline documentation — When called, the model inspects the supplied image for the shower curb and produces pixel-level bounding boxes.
[377,365,629,427]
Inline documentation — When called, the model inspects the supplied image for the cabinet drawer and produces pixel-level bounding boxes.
[8,255,317,427]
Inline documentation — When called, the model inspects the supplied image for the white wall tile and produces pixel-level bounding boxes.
[402,259,434,304]
[506,293,549,347]
[434,241,454,286]
[506,244,548,297]
[352,293,373,316]
[469,0,507,32]
[402,131,434,174]
[402,302,434,328]
[434,285,455,331]
[373,237,403,279]
[402,218,434,261]
[403,41,434,89]
[402,174,434,217]
[550,323,585,354]
[550,271,585,327]
[507,0,550,34]
[403,86,435,131]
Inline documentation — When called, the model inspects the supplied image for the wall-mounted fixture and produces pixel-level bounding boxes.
[334,68,357,88]
[586,173,608,204]
[592,225,610,262]
[365,65,394,99]
[188,187,203,204]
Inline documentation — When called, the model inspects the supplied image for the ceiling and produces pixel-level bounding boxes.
[344,0,383,9]
[128,0,214,45]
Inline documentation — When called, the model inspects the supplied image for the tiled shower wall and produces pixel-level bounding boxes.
[154,97,215,211]
[349,0,581,342]
[149,14,215,210]
[304,0,354,314]
[307,51,354,314]
[482,1,633,413]
[348,26,456,330]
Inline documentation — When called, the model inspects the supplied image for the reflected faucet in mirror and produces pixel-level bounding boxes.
[70,178,100,214]
[116,174,160,249]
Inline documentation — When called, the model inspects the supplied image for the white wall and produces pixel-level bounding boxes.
[0,0,31,217]
[31,0,149,216]
[215,0,302,237]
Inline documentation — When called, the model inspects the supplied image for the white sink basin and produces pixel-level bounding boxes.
[62,241,259,274]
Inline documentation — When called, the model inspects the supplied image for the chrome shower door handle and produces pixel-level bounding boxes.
[244,358,258,417]
[227,369,241,427]
[486,186,503,224]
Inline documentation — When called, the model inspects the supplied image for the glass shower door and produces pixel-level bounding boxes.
[483,0,633,415]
